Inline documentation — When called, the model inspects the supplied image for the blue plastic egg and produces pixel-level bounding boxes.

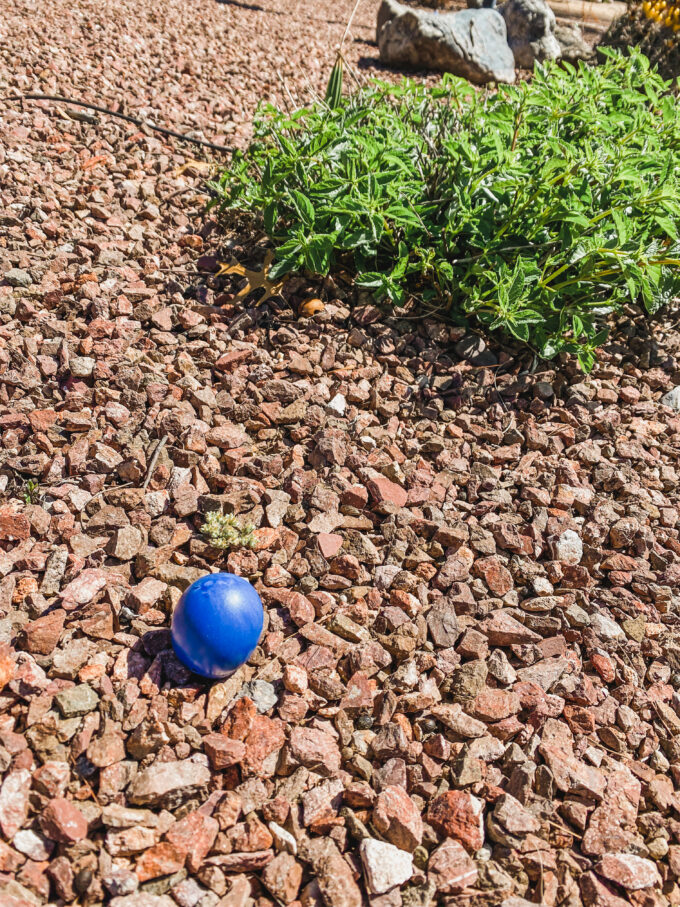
[171,573,264,679]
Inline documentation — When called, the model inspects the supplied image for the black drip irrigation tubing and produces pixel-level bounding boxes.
[1,93,235,154]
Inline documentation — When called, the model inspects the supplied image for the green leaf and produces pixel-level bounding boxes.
[263,203,278,234]
[325,57,344,109]
[268,255,301,280]
[506,261,526,309]
[508,321,530,342]
[653,215,678,241]
[291,190,315,228]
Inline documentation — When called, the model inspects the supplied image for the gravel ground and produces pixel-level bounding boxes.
[2,1,680,906]
[0,0,406,152]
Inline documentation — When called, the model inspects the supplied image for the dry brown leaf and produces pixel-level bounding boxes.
[172,159,218,178]
[216,250,286,306]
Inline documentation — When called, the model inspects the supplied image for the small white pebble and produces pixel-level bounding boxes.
[584,746,604,766]
[70,356,96,377]
[327,393,347,416]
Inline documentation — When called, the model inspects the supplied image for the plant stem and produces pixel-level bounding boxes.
[337,0,362,57]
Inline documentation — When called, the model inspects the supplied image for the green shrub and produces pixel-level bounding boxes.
[212,49,680,371]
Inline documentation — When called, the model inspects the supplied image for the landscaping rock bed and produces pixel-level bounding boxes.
[2,0,680,905]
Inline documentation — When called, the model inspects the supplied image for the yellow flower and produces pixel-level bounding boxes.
[640,0,680,29]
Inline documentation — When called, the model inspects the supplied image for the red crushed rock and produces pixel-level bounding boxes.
[428,791,486,851]
[39,799,88,844]
[2,0,680,903]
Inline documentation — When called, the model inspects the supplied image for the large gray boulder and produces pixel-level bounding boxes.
[377,0,516,85]
[498,0,561,68]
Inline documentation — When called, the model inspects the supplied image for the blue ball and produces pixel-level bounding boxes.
[171,573,264,679]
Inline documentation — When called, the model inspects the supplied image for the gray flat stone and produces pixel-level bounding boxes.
[236,679,278,713]
[54,684,100,718]
[661,386,680,411]
[4,268,32,288]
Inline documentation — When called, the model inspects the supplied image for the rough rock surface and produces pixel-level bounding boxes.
[554,20,595,63]
[360,837,414,894]
[0,0,679,904]
[499,0,562,67]
[378,0,516,83]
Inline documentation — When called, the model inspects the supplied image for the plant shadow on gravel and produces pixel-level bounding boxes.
[190,204,680,419]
